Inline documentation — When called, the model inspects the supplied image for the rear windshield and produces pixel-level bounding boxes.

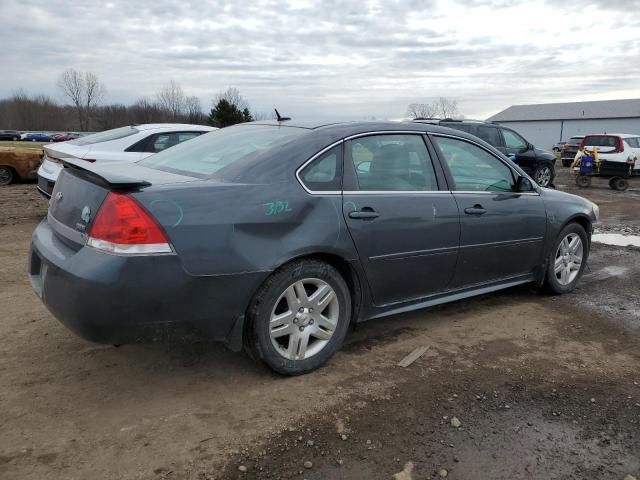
[139,124,307,178]
[583,136,618,147]
[68,126,139,146]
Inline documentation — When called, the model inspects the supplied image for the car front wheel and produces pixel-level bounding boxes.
[246,259,351,375]
[0,166,14,186]
[533,163,554,187]
[545,223,588,294]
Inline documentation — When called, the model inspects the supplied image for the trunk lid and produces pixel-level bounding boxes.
[48,160,196,246]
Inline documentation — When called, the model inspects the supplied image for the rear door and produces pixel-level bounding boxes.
[430,134,547,287]
[342,133,460,305]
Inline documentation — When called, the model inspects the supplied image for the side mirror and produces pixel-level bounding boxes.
[515,175,534,192]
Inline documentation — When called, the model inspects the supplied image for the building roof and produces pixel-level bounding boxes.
[487,99,640,122]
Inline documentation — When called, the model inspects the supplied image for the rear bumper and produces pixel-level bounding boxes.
[29,218,267,345]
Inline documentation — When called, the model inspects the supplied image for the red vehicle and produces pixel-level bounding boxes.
[52,133,80,142]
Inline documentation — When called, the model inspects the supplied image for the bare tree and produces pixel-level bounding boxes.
[432,97,460,119]
[213,87,250,111]
[156,81,185,121]
[184,95,203,123]
[406,97,461,120]
[58,68,106,130]
[406,103,437,119]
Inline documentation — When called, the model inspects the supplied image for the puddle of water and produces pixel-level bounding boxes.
[586,266,629,281]
[592,233,640,247]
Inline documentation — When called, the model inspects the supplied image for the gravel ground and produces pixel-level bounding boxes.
[1,170,639,480]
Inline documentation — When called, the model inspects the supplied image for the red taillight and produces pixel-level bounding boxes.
[47,155,61,164]
[87,193,172,254]
[562,144,568,151]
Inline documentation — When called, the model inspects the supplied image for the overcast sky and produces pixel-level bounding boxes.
[2,0,639,120]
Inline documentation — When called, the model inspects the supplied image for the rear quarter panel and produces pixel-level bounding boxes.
[133,181,359,277]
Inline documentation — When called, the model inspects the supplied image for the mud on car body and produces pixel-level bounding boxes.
[29,120,598,375]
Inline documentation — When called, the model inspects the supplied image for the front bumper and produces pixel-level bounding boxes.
[29,218,267,345]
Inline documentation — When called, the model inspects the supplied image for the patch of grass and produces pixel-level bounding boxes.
[0,141,46,149]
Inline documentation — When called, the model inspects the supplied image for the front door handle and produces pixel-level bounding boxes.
[349,208,379,219]
[464,204,487,215]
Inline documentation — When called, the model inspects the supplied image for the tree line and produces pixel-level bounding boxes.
[0,68,463,132]
[0,68,262,132]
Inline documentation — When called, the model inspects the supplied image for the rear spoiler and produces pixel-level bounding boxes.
[61,158,151,189]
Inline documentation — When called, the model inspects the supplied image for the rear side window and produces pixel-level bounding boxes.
[139,125,306,178]
[441,123,474,134]
[432,136,514,192]
[477,126,503,147]
[583,135,618,148]
[348,134,438,191]
[299,146,342,192]
[69,126,139,145]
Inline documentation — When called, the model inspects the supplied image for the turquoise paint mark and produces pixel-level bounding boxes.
[263,200,293,216]
[150,199,184,227]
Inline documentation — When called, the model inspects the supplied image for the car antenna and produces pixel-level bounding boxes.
[274,109,291,122]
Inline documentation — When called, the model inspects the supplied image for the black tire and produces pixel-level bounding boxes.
[575,175,591,188]
[533,163,554,187]
[246,259,352,375]
[0,166,14,186]
[611,177,629,191]
[545,223,589,294]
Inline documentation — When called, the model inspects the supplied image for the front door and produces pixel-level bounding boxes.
[342,133,460,305]
[500,127,537,174]
[429,134,547,288]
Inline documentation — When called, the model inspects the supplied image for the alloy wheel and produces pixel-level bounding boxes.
[269,278,339,360]
[536,166,552,186]
[554,233,583,286]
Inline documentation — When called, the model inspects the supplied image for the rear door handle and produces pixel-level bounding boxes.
[464,205,487,215]
[349,208,379,219]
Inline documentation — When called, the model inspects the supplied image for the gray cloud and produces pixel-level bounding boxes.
[2,0,639,120]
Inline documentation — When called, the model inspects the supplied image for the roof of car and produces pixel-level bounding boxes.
[135,123,215,131]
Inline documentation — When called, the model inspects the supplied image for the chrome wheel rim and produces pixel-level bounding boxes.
[269,278,339,360]
[536,166,552,186]
[554,233,583,285]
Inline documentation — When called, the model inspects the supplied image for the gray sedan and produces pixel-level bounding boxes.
[29,121,598,375]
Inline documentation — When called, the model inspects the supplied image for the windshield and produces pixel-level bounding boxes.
[69,126,139,146]
[139,124,308,178]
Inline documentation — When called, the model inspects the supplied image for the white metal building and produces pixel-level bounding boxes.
[486,99,640,150]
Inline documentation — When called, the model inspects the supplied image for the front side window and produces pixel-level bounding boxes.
[501,129,528,150]
[432,136,515,192]
[348,134,438,191]
[299,146,341,191]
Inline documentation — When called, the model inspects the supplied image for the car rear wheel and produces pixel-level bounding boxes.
[0,166,14,186]
[12,136,18,141]
[246,259,351,375]
[533,164,554,187]
[545,223,588,294]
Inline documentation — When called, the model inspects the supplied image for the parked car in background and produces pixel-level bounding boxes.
[413,119,557,187]
[552,141,566,152]
[21,132,54,142]
[29,120,598,375]
[52,133,81,142]
[36,123,215,197]
[0,146,43,185]
[580,133,640,175]
[0,130,22,141]
[561,136,585,167]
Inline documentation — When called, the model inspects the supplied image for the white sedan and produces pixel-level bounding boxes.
[37,123,216,197]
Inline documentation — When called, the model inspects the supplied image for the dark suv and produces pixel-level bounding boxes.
[0,130,22,141]
[560,136,585,167]
[414,120,557,187]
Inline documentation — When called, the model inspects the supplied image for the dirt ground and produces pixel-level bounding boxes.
[1,169,639,480]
